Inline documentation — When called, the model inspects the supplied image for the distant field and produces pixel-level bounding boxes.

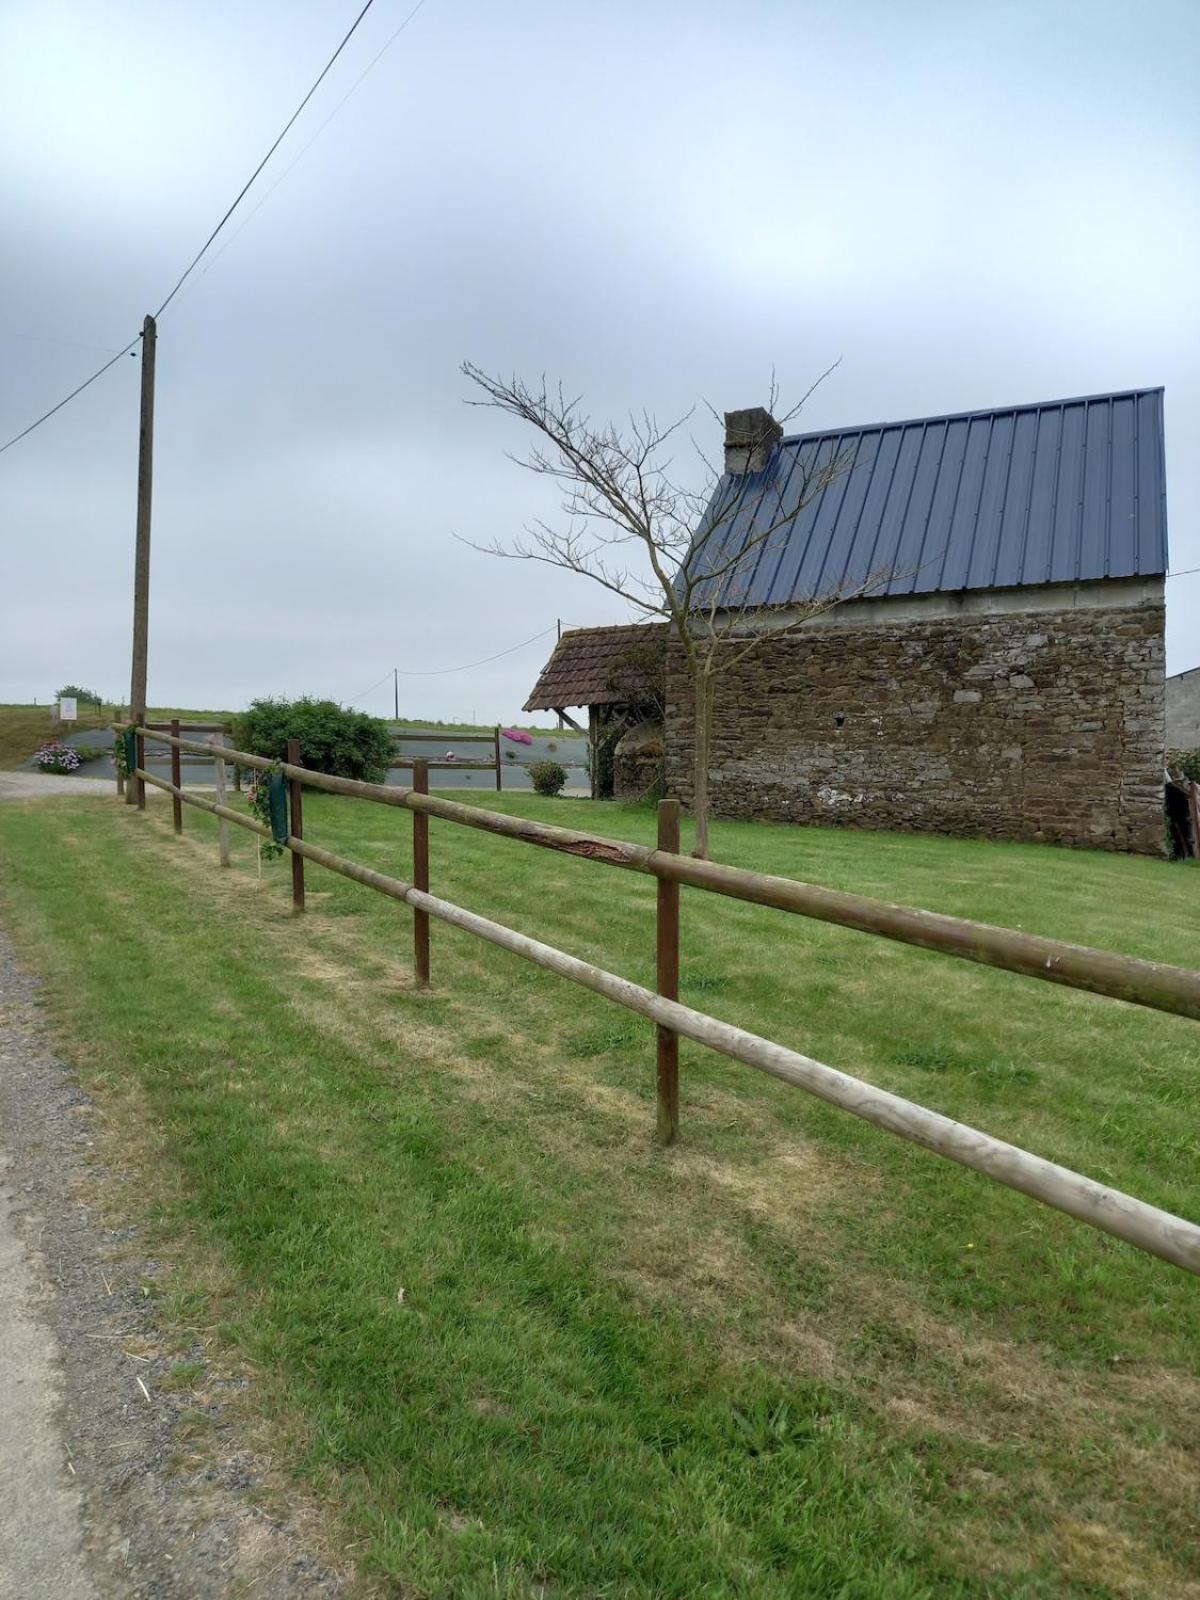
[0,790,1196,1596]
[0,703,238,769]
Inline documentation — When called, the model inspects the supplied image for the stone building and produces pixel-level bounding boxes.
[666,388,1169,853]
[523,623,665,798]
[1167,665,1200,752]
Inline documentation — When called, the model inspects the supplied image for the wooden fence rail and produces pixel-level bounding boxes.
[390,727,503,790]
[128,727,1200,1277]
[145,730,1200,1024]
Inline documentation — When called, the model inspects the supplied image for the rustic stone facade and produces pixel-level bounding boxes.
[613,720,664,801]
[664,582,1166,854]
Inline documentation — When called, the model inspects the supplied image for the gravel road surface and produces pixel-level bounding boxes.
[0,931,342,1596]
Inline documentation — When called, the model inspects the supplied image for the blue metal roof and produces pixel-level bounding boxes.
[686,388,1168,608]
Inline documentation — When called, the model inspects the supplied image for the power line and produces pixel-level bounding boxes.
[395,626,561,676]
[0,339,140,456]
[154,0,379,318]
[346,669,396,705]
[1168,565,1200,579]
[349,628,562,700]
[1,0,392,457]
[202,0,429,280]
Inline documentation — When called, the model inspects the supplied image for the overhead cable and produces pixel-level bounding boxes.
[1,0,390,456]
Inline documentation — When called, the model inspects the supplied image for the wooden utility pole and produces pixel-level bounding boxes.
[126,314,156,807]
[394,667,399,721]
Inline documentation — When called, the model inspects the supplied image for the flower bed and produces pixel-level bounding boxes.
[34,742,82,775]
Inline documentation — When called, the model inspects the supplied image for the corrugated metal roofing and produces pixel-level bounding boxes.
[523,624,666,711]
[686,388,1168,609]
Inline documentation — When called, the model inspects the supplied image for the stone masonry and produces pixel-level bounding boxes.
[664,584,1166,854]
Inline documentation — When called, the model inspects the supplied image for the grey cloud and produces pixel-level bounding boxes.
[2,0,1197,720]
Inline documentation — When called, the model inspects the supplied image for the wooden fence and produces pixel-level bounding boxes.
[389,728,504,789]
[125,725,1200,1277]
[117,720,234,803]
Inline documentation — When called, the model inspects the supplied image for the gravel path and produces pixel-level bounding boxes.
[0,772,115,800]
[0,931,343,1597]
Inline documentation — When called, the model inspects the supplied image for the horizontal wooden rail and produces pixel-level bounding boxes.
[140,729,1200,1025]
[132,764,1200,1276]
[138,771,271,838]
[143,721,230,732]
[388,760,498,771]
[392,731,496,744]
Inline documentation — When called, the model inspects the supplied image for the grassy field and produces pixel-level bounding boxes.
[0,703,238,768]
[0,789,1197,1597]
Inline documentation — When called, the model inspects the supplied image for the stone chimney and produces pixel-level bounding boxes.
[723,406,783,475]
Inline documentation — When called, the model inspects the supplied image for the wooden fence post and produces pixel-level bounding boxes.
[136,731,146,810]
[413,759,430,986]
[656,797,681,1144]
[170,718,183,833]
[494,726,502,791]
[287,738,305,911]
[211,734,231,866]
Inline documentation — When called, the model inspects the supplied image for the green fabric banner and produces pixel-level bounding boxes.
[267,771,289,846]
[123,729,137,775]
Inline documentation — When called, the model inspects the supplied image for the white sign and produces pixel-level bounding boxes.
[59,697,77,721]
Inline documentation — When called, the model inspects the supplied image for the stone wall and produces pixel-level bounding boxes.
[663,586,1165,854]
[613,721,664,801]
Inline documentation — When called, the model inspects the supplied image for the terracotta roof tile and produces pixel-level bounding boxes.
[523,624,667,712]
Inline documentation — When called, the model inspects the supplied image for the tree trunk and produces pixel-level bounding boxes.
[692,670,713,859]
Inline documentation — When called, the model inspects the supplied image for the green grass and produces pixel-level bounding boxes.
[0,703,239,768]
[389,716,585,739]
[0,791,1197,1597]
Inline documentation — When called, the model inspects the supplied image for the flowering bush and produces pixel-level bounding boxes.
[34,742,81,775]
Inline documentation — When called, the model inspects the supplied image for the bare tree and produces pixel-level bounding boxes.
[461,363,879,858]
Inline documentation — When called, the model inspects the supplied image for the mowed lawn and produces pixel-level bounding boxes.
[0,789,1197,1598]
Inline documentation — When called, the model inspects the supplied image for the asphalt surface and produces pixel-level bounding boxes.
[42,727,590,794]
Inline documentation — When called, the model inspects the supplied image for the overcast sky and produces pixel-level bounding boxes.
[2,0,1197,722]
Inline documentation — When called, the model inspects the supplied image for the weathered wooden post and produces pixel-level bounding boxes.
[287,738,305,911]
[656,797,681,1144]
[136,730,146,811]
[126,314,155,808]
[210,733,231,867]
[413,759,430,986]
[170,718,183,833]
[494,726,502,791]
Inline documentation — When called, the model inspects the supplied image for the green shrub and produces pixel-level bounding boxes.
[55,684,103,707]
[235,697,393,783]
[528,759,568,797]
[1174,748,1200,783]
